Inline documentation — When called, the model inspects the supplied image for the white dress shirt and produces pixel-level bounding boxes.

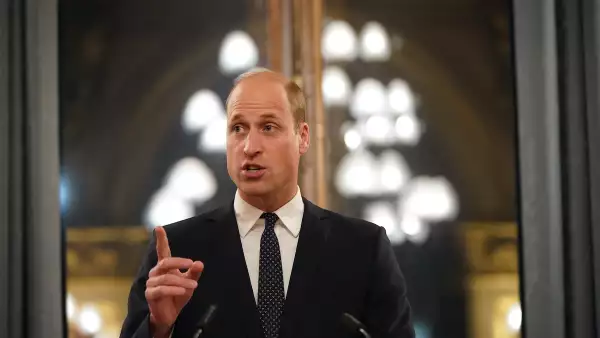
[234,187,304,302]
[161,189,304,338]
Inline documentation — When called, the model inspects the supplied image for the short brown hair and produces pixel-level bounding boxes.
[226,68,306,127]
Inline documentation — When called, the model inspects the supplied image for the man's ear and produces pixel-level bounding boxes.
[298,122,310,155]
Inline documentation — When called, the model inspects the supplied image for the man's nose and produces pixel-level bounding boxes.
[243,130,262,156]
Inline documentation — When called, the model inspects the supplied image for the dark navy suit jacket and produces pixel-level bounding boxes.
[120,198,415,338]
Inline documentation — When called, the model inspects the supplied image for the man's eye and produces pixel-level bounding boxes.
[232,125,242,132]
[264,124,274,131]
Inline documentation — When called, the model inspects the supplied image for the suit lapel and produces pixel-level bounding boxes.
[196,199,330,338]
[281,199,330,335]
[208,203,262,338]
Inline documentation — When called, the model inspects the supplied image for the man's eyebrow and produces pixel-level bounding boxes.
[228,113,244,123]
[260,112,281,120]
[228,112,282,122]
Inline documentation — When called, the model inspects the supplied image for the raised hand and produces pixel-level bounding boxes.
[145,226,204,337]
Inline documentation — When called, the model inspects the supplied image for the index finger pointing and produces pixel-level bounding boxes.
[155,226,171,260]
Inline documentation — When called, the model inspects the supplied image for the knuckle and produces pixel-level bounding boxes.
[158,258,170,271]
[147,276,159,286]
[151,287,163,298]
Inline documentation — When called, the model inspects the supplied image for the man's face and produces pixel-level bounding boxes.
[226,75,309,199]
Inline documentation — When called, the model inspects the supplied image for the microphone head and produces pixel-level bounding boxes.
[197,304,218,328]
[192,305,218,338]
[341,313,372,338]
[341,312,364,330]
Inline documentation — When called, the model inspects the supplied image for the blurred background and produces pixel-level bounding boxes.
[59,0,519,337]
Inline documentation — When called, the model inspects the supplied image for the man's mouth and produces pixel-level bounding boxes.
[241,164,266,179]
[243,164,265,171]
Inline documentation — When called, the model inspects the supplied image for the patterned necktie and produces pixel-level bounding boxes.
[257,212,285,338]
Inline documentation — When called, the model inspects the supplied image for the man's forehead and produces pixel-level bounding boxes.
[228,100,288,114]
[236,69,288,84]
[228,77,289,110]
[233,74,286,94]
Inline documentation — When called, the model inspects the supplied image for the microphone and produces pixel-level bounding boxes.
[341,313,372,338]
[192,304,218,338]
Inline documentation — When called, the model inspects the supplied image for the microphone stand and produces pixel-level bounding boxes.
[192,304,218,338]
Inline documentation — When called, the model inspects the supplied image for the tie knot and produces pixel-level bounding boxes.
[261,212,278,228]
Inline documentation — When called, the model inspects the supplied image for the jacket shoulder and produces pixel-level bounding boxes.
[305,199,382,239]
[160,204,229,242]
[327,210,381,235]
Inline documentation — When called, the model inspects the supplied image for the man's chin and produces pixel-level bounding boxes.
[238,181,271,196]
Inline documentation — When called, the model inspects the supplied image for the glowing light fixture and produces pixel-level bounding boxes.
[343,125,363,151]
[350,78,387,118]
[362,116,395,145]
[199,116,227,153]
[399,211,430,244]
[77,305,102,335]
[506,303,522,333]
[144,188,195,228]
[399,176,459,222]
[363,202,405,244]
[163,157,217,202]
[66,294,76,321]
[395,115,422,146]
[378,150,411,193]
[335,149,379,197]
[388,79,416,115]
[322,20,358,61]
[219,31,259,75]
[359,21,391,62]
[182,90,225,133]
[322,66,352,106]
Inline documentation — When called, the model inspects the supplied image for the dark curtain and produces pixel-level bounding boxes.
[0,0,63,337]
[513,0,600,337]
[558,0,600,337]
[581,0,600,334]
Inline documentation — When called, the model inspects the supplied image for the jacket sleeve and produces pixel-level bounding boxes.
[363,226,415,338]
[119,234,158,338]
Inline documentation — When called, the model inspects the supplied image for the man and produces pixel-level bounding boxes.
[120,69,414,338]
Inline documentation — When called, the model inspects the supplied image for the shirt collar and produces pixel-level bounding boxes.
[234,187,304,238]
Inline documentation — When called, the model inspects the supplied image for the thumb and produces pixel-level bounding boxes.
[185,261,204,281]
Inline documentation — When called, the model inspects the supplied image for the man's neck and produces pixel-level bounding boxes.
[239,184,298,212]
